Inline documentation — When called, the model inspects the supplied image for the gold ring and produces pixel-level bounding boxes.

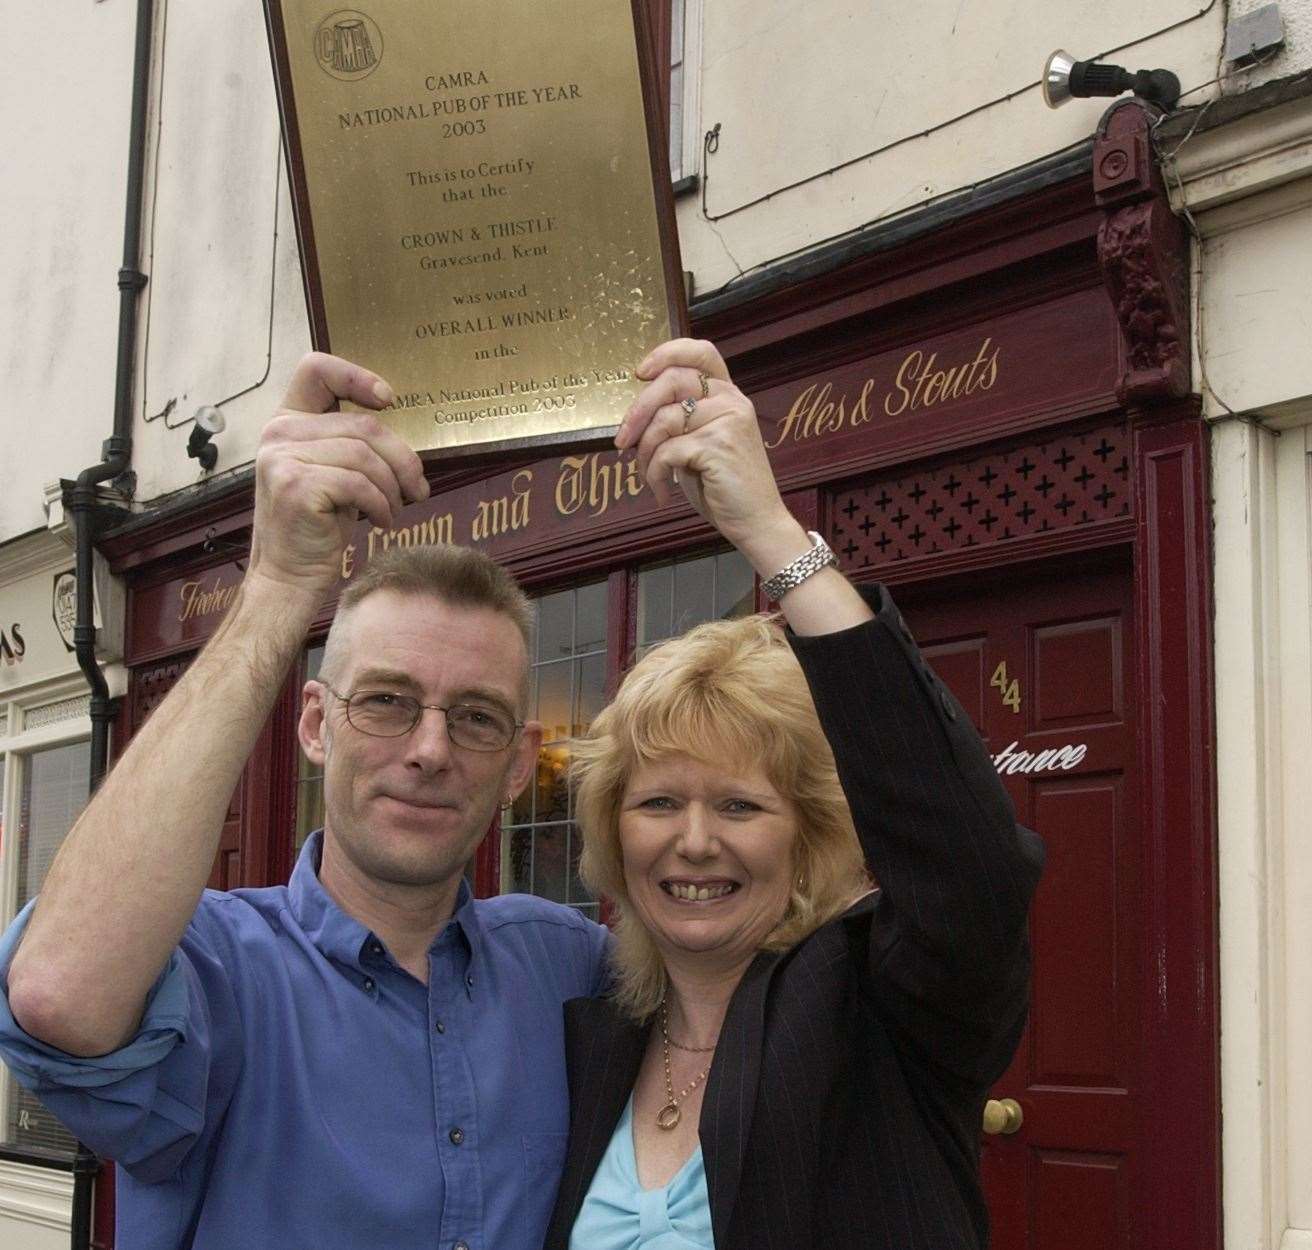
[680,396,697,433]
[698,372,710,398]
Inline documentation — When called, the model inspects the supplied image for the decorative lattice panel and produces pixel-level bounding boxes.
[25,695,92,730]
[829,425,1132,568]
[131,657,193,728]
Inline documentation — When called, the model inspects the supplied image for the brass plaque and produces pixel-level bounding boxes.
[264,1,686,456]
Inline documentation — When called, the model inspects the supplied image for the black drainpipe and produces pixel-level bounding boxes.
[66,0,154,1244]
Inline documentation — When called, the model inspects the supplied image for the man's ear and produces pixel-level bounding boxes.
[298,682,329,766]
[505,719,543,800]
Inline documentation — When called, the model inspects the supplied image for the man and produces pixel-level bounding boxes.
[0,354,608,1249]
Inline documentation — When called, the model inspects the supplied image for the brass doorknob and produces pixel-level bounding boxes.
[982,1098,1024,1135]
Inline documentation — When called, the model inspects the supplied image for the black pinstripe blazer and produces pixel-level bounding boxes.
[543,585,1045,1250]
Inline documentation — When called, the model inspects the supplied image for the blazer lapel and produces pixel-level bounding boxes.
[545,996,650,1249]
[700,947,781,1247]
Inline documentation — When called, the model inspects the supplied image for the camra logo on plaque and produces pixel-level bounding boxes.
[314,10,383,81]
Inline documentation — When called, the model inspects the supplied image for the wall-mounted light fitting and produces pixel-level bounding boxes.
[187,406,226,472]
[1043,49,1181,111]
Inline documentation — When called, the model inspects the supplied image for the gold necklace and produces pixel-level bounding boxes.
[668,1038,718,1053]
[657,999,713,1130]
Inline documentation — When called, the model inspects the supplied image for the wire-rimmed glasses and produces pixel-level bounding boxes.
[324,686,522,752]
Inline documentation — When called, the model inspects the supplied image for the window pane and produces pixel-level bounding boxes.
[672,554,715,635]
[567,822,588,906]
[572,653,606,819]
[669,0,687,179]
[503,580,606,917]
[532,823,568,903]
[536,590,573,663]
[536,739,571,826]
[5,740,90,1158]
[637,562,673,646]
[576,653,607,733]
[506,826,533,894]
[295,643,326,856]
[669,73,684,175]
[537,659,573,742]
[15,743,88,915]
[715,550,756,620]
[575,580,608,655]
[638,548,754,654]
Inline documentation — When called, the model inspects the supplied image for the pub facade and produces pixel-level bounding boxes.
[3,1,1282,1247]
[90,103,1214,1249]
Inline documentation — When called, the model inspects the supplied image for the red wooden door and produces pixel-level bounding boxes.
[896,558,1141,1250]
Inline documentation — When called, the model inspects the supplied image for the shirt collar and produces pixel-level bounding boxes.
[289,831,485,974]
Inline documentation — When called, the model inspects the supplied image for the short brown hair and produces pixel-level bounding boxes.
[321,546,533,697]
[572,613,869,1021]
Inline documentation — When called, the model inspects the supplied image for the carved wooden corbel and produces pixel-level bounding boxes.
[1094,100,1192,405]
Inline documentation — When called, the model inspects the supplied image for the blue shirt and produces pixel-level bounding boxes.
[0,832,609,1250]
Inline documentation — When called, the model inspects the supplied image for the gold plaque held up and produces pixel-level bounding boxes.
[263,1,687,456]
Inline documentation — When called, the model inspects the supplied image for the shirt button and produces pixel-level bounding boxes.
[466,974,474,987]
[454,1242,470,1250]
[362,977,376,993]
[449,1127,465,1145]
[434,1020,446,1034]
[369,941,384,957]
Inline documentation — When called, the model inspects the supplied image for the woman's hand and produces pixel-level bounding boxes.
[619,338,873,635]
[616,338,807,572]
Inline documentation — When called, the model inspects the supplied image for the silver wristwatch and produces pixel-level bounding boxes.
[760,531,838,602]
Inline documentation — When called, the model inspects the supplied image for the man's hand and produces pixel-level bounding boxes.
[248,353,430,596]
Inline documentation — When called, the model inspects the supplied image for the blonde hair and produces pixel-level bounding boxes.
[573,613,869,1021]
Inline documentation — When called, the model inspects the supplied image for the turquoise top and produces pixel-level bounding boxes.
[569,1095,714,1250]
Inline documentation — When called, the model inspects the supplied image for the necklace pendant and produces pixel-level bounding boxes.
[656,1103,682,1131]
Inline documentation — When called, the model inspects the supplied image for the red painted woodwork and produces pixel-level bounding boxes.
[829,421,1131,568]
[129,566,244,666]
[1093,102,1191,405]
[1129,412,1219,1250]
[472,818,501,898]
[91,1162,114,1250]
[128,652,298,891]
[891,559,1141,1250]
[118,283,1124,668]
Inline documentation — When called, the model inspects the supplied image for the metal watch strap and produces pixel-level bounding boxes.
[760,531,838,602]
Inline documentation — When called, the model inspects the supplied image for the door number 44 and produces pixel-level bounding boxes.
[990,661,1022,713]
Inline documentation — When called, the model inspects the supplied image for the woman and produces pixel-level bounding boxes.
[542,340,1043,1250]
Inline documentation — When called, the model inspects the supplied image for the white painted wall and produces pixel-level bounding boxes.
[1169,9,1312,1240]
[673,0,1224,296]
[128,0,310,503]
[0,1,136,544]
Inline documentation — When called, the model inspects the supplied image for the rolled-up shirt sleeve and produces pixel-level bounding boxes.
[0,901,232,1182]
